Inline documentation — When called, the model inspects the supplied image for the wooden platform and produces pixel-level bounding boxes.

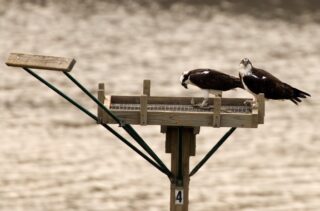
[6,53,76,72]
[97,82,265,128]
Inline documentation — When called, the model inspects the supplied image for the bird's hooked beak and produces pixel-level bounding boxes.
[180,72,189,89]
[181,82,188,89]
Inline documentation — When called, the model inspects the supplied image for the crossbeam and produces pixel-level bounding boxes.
[6,53,76,72]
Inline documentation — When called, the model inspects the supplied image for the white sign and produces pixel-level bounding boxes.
[175,187,184,205]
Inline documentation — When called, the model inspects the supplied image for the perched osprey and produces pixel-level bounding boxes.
[239,58,311,107]
[180,69,243,107]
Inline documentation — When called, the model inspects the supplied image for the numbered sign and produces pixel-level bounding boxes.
[175,187,184,205]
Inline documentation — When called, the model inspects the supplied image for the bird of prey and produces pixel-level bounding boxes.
[239,58,311,107]
[180,69,243,107]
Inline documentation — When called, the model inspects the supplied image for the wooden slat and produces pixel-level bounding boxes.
[110,95,252,106]
[143,80,151,96]
[140,95,148,125]
[189,131,196,156]
[6,53,76,72]
[213,97,221,127]
[193,127,200,135]
[161,125,167,133]
[257,93,265,124]
[102,110,258,128]
[97,83,105,124]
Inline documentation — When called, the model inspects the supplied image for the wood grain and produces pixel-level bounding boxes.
[102,110,258,128]
[6,53,76,72]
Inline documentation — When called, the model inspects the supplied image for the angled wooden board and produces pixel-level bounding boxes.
[6,53,76,72]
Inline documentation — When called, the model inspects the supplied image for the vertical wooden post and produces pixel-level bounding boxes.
[140,95,148,125]
[162,126,197,211]
[143,80,151,96]
[257,93,265,124]
[97,83,105,123]
[213,97,221,128]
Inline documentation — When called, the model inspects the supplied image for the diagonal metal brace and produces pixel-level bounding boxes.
[189,127,237,177]
[22,67,172,179]
[63,72,173,178]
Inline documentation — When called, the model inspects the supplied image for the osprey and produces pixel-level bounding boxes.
[180,69,243,107]
[239,58,311,107]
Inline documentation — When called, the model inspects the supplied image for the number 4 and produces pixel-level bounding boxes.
[175,189,184,205]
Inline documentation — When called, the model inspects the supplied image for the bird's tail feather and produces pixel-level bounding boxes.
[290,87,311,105]
[293,87,310,98]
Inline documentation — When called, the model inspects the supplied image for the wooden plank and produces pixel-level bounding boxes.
[110,95,252,106]
[180,128,193,211]
[97,83,105,124]
[6,53,76,72]
[164,126,173,153]
[164,126,197,155]
[140,95,148,125]
[213,97,221,127]
[257,93,265,124]
[161,125,167,133]
[143,80,151,96]
[102,110,258,128]
[193,127,200,135]
[189,132,196,156]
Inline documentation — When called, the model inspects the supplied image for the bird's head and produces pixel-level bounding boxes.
[239,58,252,69]
[239,58,252,77]
[180,71,190,89]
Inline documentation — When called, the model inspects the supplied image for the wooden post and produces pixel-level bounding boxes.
[143,80,151,96]
[140,95,148,125]
[162,126,197,211]
[257,93,265,124]
[97,83,105,124]
[213,97,221,127]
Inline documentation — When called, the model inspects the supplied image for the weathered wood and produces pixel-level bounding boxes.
[6,53,76,72]
[213,97,221,127]
[193,127,200,135]
[96,91,264,128]
[165,127,195,211]
[110,95,252,106]
[97,83,105,124]
[251,103,259,127]
[143,80,151,96]
[163,126,197,156]
[189,132,196,157]
[164,126,173,154]
[161,125,167,133]
[140,95,148,125]
[257,93,265,124]
[101,110,257,128]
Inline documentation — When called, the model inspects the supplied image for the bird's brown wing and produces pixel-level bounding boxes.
[189,69,242,91]
[243,67,310,104]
